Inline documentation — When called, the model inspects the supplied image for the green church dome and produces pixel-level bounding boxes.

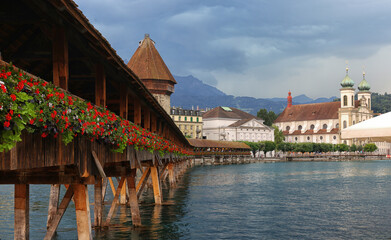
[340,68,354,88]
[358,72,370,91]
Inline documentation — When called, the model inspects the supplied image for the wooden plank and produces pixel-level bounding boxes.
[94,177,103,228]
[104,177,125,226]
[108,177,116,196]
[120,83,128,119]
[95,63,106,107]
[46,184,60,229]
[73,184,92,240]
[14,184,29,240]
[150,166,162,204]
[136,167,151,199]
[151,114,157,133]
[134,98,141,126]
[10,145,18,170]
[127,170,141,226]
[168,163,176,187]
[44,185,74,240]
[143,108,151,130]
[52,27,68,90]
[92,151,107,179]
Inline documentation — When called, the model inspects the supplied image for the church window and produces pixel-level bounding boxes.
[368,98,371,109]
[336,123,339,128]
[351,96,354,106]
[323,124,327,129]
[286,126,290,131]
[179,116,181,121]
[295,137,298,141]
[344,140,347,144]
[320,136,323,140]
[333,136,337,140]
[310,124,315,130]
[307,136,310,141]
[343,95,348,106]
[343,120,347,129]
[298,125,302,130]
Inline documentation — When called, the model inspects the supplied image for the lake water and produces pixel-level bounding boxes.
[1,160,391,239]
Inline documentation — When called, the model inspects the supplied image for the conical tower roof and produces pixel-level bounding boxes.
[127,34,177,84]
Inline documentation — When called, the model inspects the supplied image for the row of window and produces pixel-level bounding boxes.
[178,125,200,131]
[286,123,336,131]
[174,116,200,122]
[293,135,338,141]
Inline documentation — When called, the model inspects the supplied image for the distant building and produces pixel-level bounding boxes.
[203,106,274,142]
[274,68,384,148]
[170,107,203,139]
[128,34,176,113]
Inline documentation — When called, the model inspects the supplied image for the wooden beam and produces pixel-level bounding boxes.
[104,177,125,226]
[120,83,128,119]
[46,184,60,230]
[144,108,151,130]
[151,114,157,133]
[14,184,29,240]
[44,185,74,240]
[136,167,151,199]
[127,169,141,226]
[150,166,162,204]
[134,98,141,126]
[52,27,69,90]
[94,177,103,228]
[168,163,176,187]
[95,64,106,107]
[73,184,92,240]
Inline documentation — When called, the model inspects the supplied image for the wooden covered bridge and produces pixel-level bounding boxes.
[0,0,193,239]
[188,139,251,165]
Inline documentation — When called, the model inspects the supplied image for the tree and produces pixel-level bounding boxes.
[350,144,357,152]
[335,144,349,152]
[257,109,278,126]
[272,125,285,144]
[242,141,259,156]
[357,145,363,152]
[276,142,294,152]
[263,141,276,156]
[363,143,378,152]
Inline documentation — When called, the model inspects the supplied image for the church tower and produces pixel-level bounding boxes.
[339,67,355,139]
[127,34,176,113]
[357,71,371,110]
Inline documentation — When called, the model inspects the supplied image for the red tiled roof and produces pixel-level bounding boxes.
[275,101,360,123]
[203,107,258,120]
[127,35,177,84]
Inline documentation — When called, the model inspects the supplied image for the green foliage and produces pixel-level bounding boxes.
[257,108,278,126]
[242,141,259,156]
[335,144,349,152]
[276,142,295,152]
[294,143,313,153]
[357,145,363,152]
[263,141,276,154]
[363,143,378,152]
[272,125,285,144]
[350,144,357,152]
[371,92,391,113]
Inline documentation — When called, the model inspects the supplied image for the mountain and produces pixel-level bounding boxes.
[171,75,336,115]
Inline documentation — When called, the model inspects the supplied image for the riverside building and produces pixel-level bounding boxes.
[203,106,274,142]
[274,68,389,151]
[170,107,203,139]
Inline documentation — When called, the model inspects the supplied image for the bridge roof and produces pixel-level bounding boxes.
[188,139,251,149]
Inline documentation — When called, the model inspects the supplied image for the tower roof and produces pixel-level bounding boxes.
[127,34,177,84]
[358,72,371,91]
[341,67,354,88]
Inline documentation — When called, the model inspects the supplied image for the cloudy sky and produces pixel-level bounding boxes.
[74,0,391,98]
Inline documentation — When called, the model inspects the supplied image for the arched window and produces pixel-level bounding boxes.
[307,136,310,141]
[343,95,348,106]
[343,140,347,144]
[298,125,303,130]
[333,136,337,140]
[286,126,290,131]
[295,137,298,141]
[310,124,315,130]
[323,124,327,129]
[351,96,354,106]
[336,123,339,128]
[343,120,347,129]
[320,136,323,140]
[368,98,371,109]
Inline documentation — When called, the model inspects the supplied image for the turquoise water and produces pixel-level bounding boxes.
[1,160,391,239]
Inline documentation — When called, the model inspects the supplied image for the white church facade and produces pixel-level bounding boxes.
[274,68,375,146]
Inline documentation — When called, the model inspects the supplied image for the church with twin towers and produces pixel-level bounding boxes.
[274,67,373,146]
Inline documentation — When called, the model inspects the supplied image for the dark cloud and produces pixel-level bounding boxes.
[75,0,391,98]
